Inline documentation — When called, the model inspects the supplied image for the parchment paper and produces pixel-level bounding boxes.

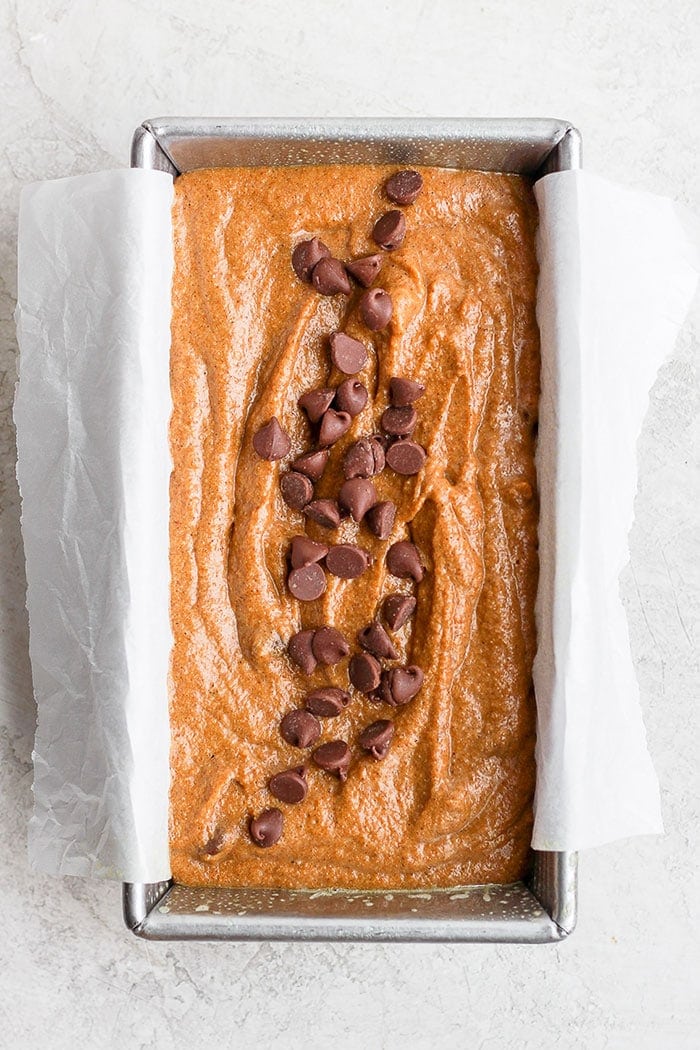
[533,169,699,850]
[14,166,699,880]
[15,170,174,881]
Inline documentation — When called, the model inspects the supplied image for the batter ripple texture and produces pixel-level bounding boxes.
[169,164,540,889]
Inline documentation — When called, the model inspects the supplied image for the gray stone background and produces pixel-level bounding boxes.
[1,1,698,1047]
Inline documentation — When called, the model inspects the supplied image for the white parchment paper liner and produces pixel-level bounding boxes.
[15,170,173,881]
[533,170,699,850]
[14,166,699,880]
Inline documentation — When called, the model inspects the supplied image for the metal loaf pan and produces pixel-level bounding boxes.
[126,117,581,943]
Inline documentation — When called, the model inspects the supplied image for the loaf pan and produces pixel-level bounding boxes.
[125,116,580,943]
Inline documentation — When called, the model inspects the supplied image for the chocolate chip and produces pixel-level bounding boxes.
[253,417,291,460]
[383,594,416,631]
[346,254,384,287]
[329,332,369,375]
[358,620,398,660]
[358,719,395,759]
[318,409,353,447]
[312,740,351,780]
[385,170,423,205]
[290,535,329,568]
[269,766,308,804]
[343,437,385,479]
[338,478,378,522]
[384,665,424,706]
[349,652,382,694]
[292,237,331,282]
[325,544,371,579]
[249,808,283,847]
[287,629,317,674]
[386,541,425,582]
[299,387,336,424]
[288,562,327,601]
[372,431,392,452]
[303,499,341,530]
[385,439,427,475]
[371,674,393,705]
[306,687,351,718]
[201,829,225,856]
[381,405,417,437]
[365,500,396,540]
[292,449,330,482]
[280,471,314,510]
[372,210,406,251]
[389,376,425,406]
[335,379,368,417]
[311,626,349,665]
[280,709,321,748]
[359,288,393,331]
[312,256,352,295]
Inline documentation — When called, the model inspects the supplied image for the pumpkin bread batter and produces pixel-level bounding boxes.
[169,164,540,889]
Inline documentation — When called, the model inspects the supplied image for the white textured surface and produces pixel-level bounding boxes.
[1,1,698,1047]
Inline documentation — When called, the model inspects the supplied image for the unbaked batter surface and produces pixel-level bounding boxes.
[169,164,540,889]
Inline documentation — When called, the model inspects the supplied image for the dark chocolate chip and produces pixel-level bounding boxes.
[249,808,283,847]
[201,829,225,856]
[359,288,393,331]
[288,563,327,601]
[287,629,317,674]
[312,256,352,295]
[372,210,407,251]
[343,437,385,479]
[303,499,341,530]
[381,405,417,437]
[280,709,321,748]
[349,652,382,693]
[311,626,349,665]
[338,478,378,522]
[383,593,417,631]
[325,544,371,579]
[280,471,314,510]
[385,170,423,206]
[365,500,396,540]
[290,535,329,568]
[312,740,351,780]
[346,254,384,287]
[335,379,368,417]
[372,431,392,452]
[253,417,291,460]
[389,376,426,406]
[358,620,398,660]
[318,409,353,447]
[292,237,331,282]
[371,673,394,706]
[384,665,424,706]
[269,766,308,805]
[292,449,330,482]
[306,687,351,718]
[329,332,369,375]
[386,541,425,582]
[358,719,395,759]
[298,387,336,424]
[385,439,427,475]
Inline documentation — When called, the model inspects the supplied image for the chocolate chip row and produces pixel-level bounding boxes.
[286,532,424,602]
[253,372,426,525]
[249,169,427,847]
[250,718,390,846]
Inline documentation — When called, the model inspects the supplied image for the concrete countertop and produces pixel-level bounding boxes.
[1,1,698,1047]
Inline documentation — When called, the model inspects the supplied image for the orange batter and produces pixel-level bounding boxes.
[168,165,540,888]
